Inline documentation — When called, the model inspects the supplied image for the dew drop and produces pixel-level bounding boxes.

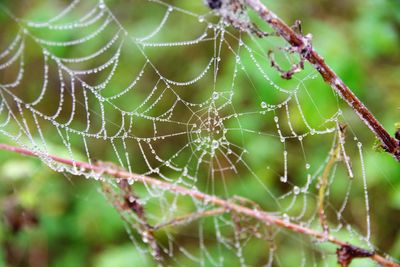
[283,213,290,223]
[261,101,267,109]
[293,186,300,195]
[212,92,219,100]
[212,140,219,149]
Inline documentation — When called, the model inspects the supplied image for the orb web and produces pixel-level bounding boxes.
[0,0,384,266]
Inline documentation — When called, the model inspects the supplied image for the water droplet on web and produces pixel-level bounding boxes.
[212,92,219,100]
[142,232,148,243]
[212,140,219,149]
[261,101,267,108]
[293,186,300,195]
[305,163,310,169]
[283,213,290,223]
[280,176,287,183]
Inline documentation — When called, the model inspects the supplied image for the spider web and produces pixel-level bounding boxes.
[0,0,386,266]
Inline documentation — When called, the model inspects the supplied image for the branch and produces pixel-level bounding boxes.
[220,0,400,161]
[0,143,398,267]
[154,208,226,230]
[101,176,163,262]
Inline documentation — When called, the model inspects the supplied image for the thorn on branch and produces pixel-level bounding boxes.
[292,20,303,35]
[395,130,400,141]
[336,244,374,267]
[395,123,400,141]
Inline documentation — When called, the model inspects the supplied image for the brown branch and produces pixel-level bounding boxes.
[317,139,339,237]
[101,176,163,262]
[237,0,400,161]
[0,143,398,267]
[317,124,351,237]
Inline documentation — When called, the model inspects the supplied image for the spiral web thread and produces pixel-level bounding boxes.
[0,0,384,265]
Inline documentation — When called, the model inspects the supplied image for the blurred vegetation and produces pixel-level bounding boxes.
[0,0,399,266]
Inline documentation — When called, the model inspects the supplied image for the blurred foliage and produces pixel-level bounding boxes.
[0,0,399,266]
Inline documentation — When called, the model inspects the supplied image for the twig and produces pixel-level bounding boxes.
[317,128,343,238]
[267,48,305,80]
[101,174,163,262]
[230,0,400,161]
[154,208,226,230]
[0,143,398,267]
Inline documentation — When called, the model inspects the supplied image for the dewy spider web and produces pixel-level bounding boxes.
[0,0,388,266]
